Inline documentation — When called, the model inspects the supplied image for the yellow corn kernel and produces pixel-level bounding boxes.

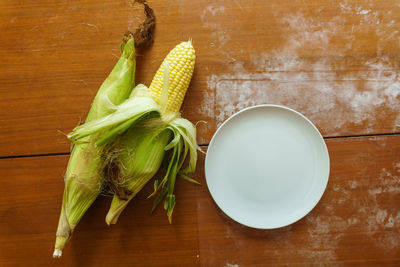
[148,40,195,113]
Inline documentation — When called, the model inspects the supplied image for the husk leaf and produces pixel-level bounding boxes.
[105,126,171,225]
[54,33,136,258]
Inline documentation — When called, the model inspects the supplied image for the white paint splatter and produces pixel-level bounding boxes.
[368,167,400,195]
[356,7,371,15]
[200,88,215,119]
[332,185,341,192]
[304,164,400,258]
[385,214,395,228]
[376,209,388,224]
[349,180,358,189]
[225,225,233,239]
[200,4,230,46]
[339,2,352,13]
[394,162,400,172]
[363,167,400,250]
[368,187,382,195]
[347,217,360,225]
[201,4,225,19]
[303,213,351,261]
[203,10,400,134]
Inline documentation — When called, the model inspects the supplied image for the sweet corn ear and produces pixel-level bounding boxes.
[148,41,195,113]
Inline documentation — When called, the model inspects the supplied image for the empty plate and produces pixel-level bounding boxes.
[205,105,330,229]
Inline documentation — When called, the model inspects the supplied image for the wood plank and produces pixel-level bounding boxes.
[0,0,185,157]
[195,135,400,266]
[0,155,200,266]
[1,135,399,265]
[1,0,400,156]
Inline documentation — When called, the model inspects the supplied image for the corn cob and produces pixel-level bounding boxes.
[53,33,136,258]
[148,41,195,113]
[106,41,197,224]
[68,40,199,225]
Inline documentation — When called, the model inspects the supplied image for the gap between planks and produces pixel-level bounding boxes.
[0,132,399,160]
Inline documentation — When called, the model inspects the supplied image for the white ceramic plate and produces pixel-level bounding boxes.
[205,105,330,229]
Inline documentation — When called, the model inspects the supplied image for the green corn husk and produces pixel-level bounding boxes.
[69,85,200,224]
[147,117,199,223]
[68,84,161,146]
[105,114,200,224]
[53,33,136,258]
[105,125,172,224]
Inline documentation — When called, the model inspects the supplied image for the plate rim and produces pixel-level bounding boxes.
[205,104,330,229]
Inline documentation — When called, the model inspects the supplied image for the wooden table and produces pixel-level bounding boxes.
[1,0,399,266]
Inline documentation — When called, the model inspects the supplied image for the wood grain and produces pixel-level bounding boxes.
[195,136,400,266]
[1,136,399,266]
[1,0,400,156]
[0,155,200,266]
[1,0,400,266]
